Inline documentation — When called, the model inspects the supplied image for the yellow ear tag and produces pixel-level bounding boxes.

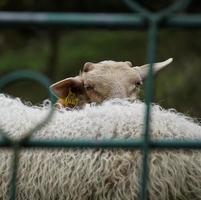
[61,88,79,108]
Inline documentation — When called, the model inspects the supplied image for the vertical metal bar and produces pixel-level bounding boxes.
[140,19,158,200]
[10,145,20,200]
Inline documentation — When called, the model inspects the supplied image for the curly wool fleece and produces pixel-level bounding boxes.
[0,94,201,200]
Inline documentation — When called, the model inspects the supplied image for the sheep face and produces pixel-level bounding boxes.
[50,58,173,108]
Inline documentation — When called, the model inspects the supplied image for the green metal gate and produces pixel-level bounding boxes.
[0,0,201,199]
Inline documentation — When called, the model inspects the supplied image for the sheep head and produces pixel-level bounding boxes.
[50,58,173,109]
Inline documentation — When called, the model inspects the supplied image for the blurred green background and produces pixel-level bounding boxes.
[0,0,200,117]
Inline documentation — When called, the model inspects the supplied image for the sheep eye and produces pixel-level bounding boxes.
[136,81,142,87]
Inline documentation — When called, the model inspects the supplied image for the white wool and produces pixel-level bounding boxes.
[0,94,201,200]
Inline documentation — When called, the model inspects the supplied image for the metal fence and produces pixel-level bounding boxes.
[0,0,201,199]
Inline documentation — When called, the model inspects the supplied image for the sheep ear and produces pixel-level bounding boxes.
[133,58,173,80]
[83,62,94,72]
[50,76,83,98]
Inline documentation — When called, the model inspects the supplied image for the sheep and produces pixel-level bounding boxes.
[0,94,201,200]
[50,58,173,109]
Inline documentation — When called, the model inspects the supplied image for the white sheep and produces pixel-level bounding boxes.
[0,94,201,200]
[50,58,173,109]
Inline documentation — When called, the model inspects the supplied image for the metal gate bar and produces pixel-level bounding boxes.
[0,12,201,28]
[0,0,201,199]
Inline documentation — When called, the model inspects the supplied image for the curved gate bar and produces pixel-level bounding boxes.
[0,70,55,143]
[0,70,55,199]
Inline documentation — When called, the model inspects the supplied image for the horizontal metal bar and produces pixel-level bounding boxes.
[1,139,201,150]
[0,139,142,149]
[0,12,201,29]
[0,12,144,29]
[166,14,201,28]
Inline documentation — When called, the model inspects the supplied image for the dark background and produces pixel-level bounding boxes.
[0,0,200,117]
